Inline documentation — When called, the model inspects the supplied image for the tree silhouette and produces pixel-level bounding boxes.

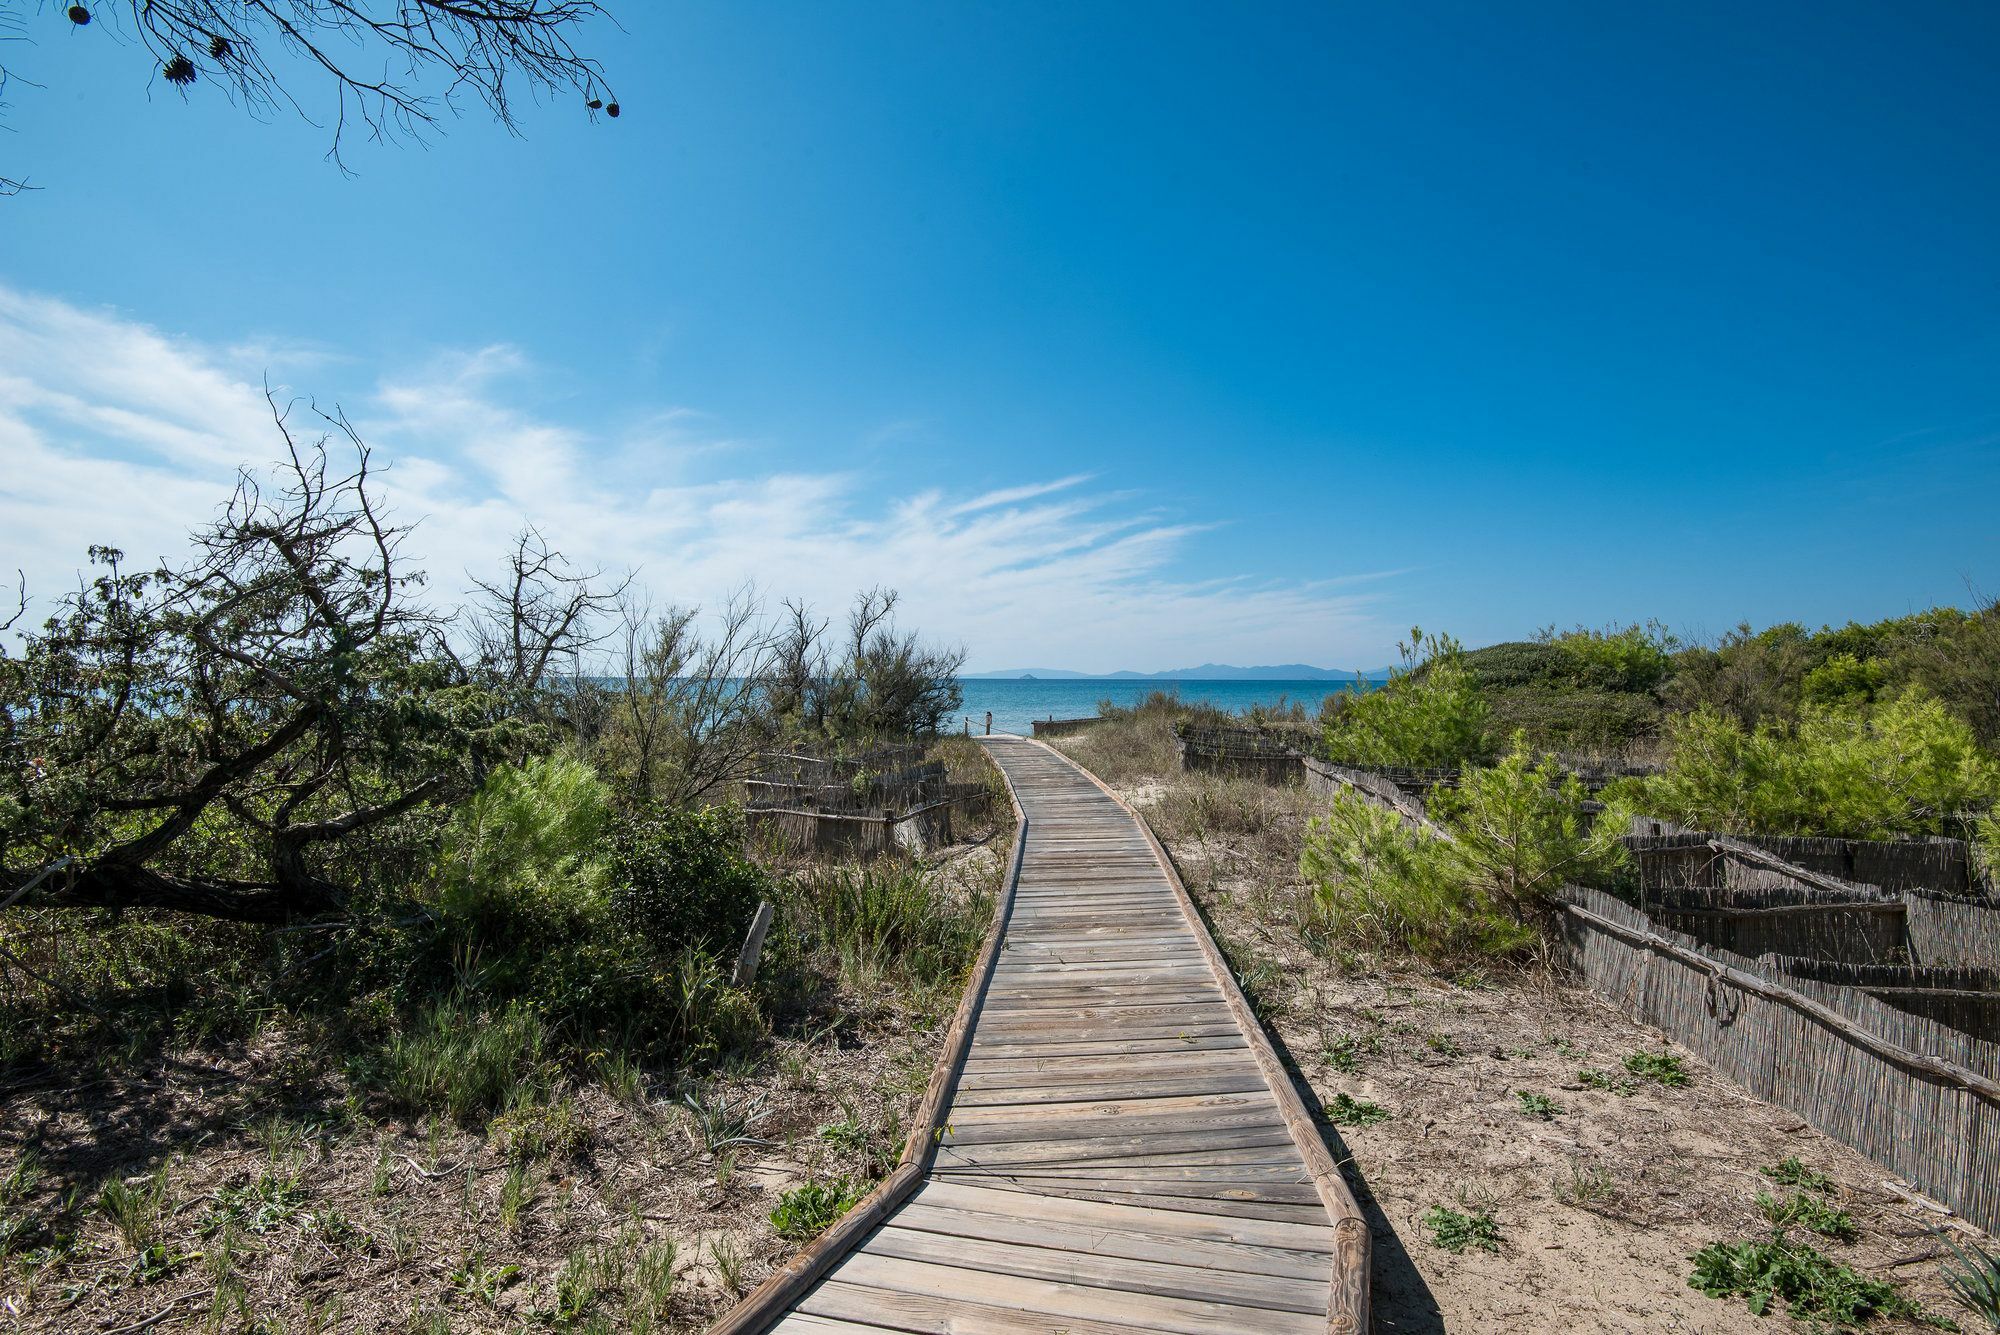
[2,0,619,193]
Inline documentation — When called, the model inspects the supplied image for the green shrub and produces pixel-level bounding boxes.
[1299,737,1626,963]
[608,806,770,958]
[770,1178,864,1240]
[1321,629,1493,768]
[1550,623,1677,692]
[1613,692,1999,839]
[1689,1236,1923,1326]
[1299,789,1531,963]
[1801,652,1889,709]
[1425,741,1630,916]
[422,760,771,1062]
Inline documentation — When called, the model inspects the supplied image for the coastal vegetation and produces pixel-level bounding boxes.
[1049,605,1997,1333]
[1297,608,2000,962]
[0,427,1000,1329]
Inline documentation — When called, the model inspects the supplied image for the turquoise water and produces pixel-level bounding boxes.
[952,678,1370,736]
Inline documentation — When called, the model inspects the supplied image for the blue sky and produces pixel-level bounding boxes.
[2,1,1996,671]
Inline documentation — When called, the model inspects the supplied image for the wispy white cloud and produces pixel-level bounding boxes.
[0,283,1399,671]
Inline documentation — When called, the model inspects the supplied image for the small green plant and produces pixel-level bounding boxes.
[1943,1239,2000,1331]
[818,1115,870,1156]
[1757,1191,1858,1242]
[555,1244,606,1322]
[377,995,552,1125]
[99,1171,169,1252]
[1424,1205,1501,1254]
[1425,1032,1463,1059]
[630,1237,677,1331]
[205,1167,307,1236]
[1322,1032,1378,1073]
[1515,1090,1563,1119]
[1623,1049,1691,1088]
[1325,1092,1391,1126]
[1555,1162,1614,1207]
[490,1098,591,1163]
[1762,1157,1837,1195]
[449,1249,521,1304]
[1579,1066,1638,1095]
[709,1234,745,1296]
[793,863,989,995]
[681,1084,771,1155]
[499,1161,533,1233]
[1689,1236,1925,1327]
[0,1152,42,1257]
[126,1241,194,1284]
[770,1178,864,1240]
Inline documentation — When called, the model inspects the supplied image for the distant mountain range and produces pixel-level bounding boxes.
[963,663,1390,681]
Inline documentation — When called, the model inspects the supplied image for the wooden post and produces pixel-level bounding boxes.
[984,710,992,736]
[732,900,775,986]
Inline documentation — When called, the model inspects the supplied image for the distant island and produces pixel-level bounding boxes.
[962,663,1390,681]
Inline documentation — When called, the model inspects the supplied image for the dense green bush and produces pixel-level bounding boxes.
[420,756,768,1063]
[1321,629,1493,768]
[1612,692,2000,839]
[608,806,770,959]
[1300,740,1626,963]
[1550,623,1677,692]
[1300,789,1531,961]
[1427,744,1631,916]
[1663,603,2000,746]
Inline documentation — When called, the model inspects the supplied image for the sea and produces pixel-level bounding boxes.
[951,678,1371,737]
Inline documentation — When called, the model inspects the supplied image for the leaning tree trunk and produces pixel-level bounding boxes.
[6,862,346,924]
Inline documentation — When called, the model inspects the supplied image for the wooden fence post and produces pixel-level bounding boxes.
[732,900,775,986]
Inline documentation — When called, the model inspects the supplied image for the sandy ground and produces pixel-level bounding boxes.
[1100,761,1992,1335]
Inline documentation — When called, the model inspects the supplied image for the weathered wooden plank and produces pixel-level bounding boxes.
[907,1179,1337,1251]
[865,1227,1329,1313]
[803,1254,1325,1335]
[889,1201,1334,1279]
[942,1089,1279,1128]
[949,1070,1271,1106]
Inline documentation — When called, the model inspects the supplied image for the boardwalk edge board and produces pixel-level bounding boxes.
[706,766,1029,1335]
[708,736,1373,1335]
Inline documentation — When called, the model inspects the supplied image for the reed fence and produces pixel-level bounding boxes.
[1174,724,1660,796]
[1299,754,2000,1229]
[743,744,998,858]
[1559,884,2000,1233]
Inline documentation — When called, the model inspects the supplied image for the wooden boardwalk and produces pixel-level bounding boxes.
[715,737,1370,1334]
